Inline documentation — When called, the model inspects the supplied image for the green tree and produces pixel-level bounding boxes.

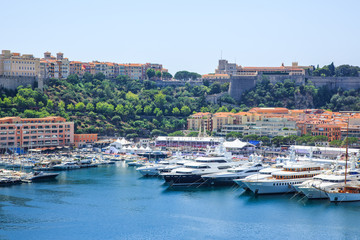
[86,103,94,111]
[181,106,191,116]
[146,68,155,79]
[172,107,180,115]
[162,72,172,79]
[155,70,162,78]
[144,105,152,115]
[75,102,85,111]
[67,103,74,111]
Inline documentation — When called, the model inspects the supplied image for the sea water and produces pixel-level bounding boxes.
[1,162,360,240]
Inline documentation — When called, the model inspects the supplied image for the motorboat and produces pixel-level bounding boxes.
[26,171,59,181]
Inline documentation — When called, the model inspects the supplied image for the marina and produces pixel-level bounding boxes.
[1,161,360,240]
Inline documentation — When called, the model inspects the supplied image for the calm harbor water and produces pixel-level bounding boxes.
[1,163,360,240]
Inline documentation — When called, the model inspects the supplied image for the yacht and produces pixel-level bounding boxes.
[136,153,186,176]
[202,162,264,186]
[326,181,360,202]
[295,155,360,199]
[161,144,239,186]
[242,162,324,194]
[234,163,284,188]
[26,171,59,181]
[53,161,80,170]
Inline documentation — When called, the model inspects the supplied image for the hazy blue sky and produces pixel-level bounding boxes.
[2,0,359,74]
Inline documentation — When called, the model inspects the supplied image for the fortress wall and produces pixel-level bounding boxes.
[229,75,360,100]
[229,76,257,100]
[0,76,40,90]
[308,77,360,90]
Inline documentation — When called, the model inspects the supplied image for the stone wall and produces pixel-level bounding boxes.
[308,76,360,90]
[0,76,41,90]
[229,74,360,100]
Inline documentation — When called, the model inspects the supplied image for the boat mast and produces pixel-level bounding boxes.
[344,118,349,184]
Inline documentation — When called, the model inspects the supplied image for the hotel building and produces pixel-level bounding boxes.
[0,116,74,149]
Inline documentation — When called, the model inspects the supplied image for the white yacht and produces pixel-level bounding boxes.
[53,161,80,170]
[295,155,360,199]
[136,153,185,176]
[326,181,360,202]
[242,162,324,194]
[161,144,239,186]
[202,162,264,186]
[234,163,284,188]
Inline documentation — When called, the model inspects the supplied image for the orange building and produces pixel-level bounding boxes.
[74,134,98,147]
[0,116,74,149]
[312,124,341,142]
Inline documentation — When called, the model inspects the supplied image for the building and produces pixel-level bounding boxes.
[212,112,235,132]
[69,61,84,76]
[40,52,69,79]
[213,59,312,77]
[246,117,299,137]
[312,124,341,142]
[0,50,40,77]
[74,134,98,147]
[155,136,223,149]
[187,112,212,131]
[0,116,74,149]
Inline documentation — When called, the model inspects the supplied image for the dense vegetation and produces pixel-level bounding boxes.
[240,78,360,111]
[0,73,229,138]
[312,63,360,77]
[0,63,360,139]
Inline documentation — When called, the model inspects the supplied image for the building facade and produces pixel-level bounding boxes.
[0,116,74,149]
[74,134,98,147]
[0,50,40,77]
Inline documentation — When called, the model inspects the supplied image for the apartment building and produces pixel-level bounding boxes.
[0,50,40,77]
[187,112,212,131]
[40,52,69,79]
[246,117,299,137]
[312,124,341,142]
[124,64,144,80]
[0,116,74,149]
[69,61,83,76]
[212,112,235,132]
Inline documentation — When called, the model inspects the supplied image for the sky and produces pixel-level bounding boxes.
[1,0,360,75]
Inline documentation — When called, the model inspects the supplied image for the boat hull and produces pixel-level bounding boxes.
[163,174,205,186]
[298,186,328,199]
[327,192,360,202]
[244,180,304,195]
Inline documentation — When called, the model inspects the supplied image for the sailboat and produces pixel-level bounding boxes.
[325,120,360,202]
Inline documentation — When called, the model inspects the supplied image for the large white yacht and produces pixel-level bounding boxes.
[234,163,284,188]
[295,155,360,199]
[161,144,239,187]
[326,181,360,202]
[202,161,264,186]
[242,162,324,194]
